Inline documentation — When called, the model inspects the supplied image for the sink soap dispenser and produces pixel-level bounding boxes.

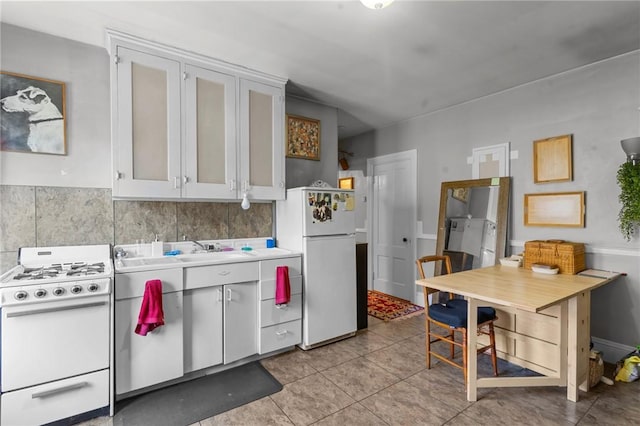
[151,234,164,257]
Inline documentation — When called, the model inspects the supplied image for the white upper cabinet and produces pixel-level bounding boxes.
[239,79,285,201]
[107,30,286,201]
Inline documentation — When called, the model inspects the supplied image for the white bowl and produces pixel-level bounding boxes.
[532,265,559,274]
[500,258,521,267]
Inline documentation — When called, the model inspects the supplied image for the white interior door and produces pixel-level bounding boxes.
[367,150,417,302]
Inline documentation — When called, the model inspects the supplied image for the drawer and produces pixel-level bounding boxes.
[116,268,183,299]
[477,329,514,356]
[185,262,258,290]
[1,369,109,426]
[259,275,302,300]
[515,310,561,343]
[491,305,515,331]
[515,335,559,372]
[259,319,302,354]
[260,257,301,280]
[260,294,302,327]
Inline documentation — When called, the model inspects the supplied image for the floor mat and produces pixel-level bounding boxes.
[368,290,424,321]
[113,361,282,426]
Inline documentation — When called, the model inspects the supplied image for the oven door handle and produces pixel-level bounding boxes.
[6,301,108,318]
[32,381,88,399]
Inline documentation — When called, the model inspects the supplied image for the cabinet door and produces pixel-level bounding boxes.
[184,286,223,373]
[183,64,237,199]
[224,282,257,364]
[114,291,183,395]
[113,46,182,198]
[239,79,285,201]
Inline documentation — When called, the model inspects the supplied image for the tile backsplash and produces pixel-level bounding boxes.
[0,185,273,272]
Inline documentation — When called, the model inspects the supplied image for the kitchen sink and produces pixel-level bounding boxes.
[119,257,182,267]
[177,251,255,262]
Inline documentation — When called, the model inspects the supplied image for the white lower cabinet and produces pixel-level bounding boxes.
[224,282,258,364]
[258,257,303,353]
[183,286,223,373]
[115,269,184,395]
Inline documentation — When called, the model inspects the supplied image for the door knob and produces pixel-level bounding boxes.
[402,237,408,242]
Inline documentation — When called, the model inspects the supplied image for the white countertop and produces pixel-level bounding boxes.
[115,247,299,273]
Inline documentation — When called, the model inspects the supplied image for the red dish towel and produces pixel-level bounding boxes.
[275,266,290,305]
[135,279,165,336]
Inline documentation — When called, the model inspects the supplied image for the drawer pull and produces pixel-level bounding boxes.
[275,304,288,310]
[218,270,231,276]
[275,330,289,336]
[32,381,88,399]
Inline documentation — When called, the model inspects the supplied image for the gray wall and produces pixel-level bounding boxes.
[343,51,640,350]
[285,97,339,188]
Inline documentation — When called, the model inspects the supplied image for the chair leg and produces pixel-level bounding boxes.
[489,323,498,377]
[449,330,455,360]
[462,329,468,385]
[426,319,432,369]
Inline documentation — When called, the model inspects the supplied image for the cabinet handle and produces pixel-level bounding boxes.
[275,330,288,336]
[227,288,232,302]
[230,179,236,192]
[217,287,222,302]
[275,304,288,310]
[115,171,123,180]
[183,175,189,185]
[32,381,88,399]
[218,270,231,276]
[173,176,180,189]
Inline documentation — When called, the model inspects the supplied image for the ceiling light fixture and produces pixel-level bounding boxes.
[360,0,394,10]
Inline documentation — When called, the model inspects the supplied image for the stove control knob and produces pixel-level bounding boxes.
[70,285,82,294]
[53,287,65,296]
[87,283,99,292]
[34,288,47,298]
[14,291,28,301]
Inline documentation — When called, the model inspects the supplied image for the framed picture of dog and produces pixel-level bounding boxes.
[286,114,320,160]
[1,71,67,155]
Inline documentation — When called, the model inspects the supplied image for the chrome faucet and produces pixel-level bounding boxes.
[191,240,207,251]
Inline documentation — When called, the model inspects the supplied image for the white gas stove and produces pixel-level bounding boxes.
[0,244,113,425]
[0,244,113,307]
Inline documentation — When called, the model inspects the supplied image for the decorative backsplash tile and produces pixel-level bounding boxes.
[229,202,274,238]
[36,187,113,247]
[0,185,36,252]
[0,185,274,273]
[177,202,229,241]
[114,200,178,245]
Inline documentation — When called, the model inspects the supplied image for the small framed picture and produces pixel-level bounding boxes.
[338,177,354,189]
[286,114,320,160]
[524,191,585,227]
[451,187,469,203]
[533,134,572,183]
[0,71,67,155]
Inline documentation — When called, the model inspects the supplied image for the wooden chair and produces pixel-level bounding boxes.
[415,255,498,384]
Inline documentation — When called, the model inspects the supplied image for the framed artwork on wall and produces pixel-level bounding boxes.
[533,134,572,183]
[0,71,67,155]
[338,177,354,189]
[286,114,320,160]
[524,191,585,227]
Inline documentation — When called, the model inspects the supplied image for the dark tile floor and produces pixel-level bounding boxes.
[82,314,640,425]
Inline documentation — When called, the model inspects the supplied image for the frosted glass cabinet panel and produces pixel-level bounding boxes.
[183,64,237,199]
[240,79,285,200]
[113,46,181,198]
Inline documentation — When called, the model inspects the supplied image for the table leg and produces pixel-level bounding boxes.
[467,297,478,401]
[567,291,591,402]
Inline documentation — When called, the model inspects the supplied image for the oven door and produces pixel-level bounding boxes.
[1,294,110,392]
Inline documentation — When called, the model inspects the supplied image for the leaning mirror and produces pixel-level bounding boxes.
[435,177,510,273]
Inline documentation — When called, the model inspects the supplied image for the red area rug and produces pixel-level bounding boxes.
[367,290,424,321]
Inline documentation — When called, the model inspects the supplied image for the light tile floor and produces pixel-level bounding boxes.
[83,314,640,425]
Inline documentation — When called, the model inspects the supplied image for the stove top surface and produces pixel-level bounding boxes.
[0,244,113,287]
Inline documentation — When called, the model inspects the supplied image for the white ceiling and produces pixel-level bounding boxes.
[2,1,639,138]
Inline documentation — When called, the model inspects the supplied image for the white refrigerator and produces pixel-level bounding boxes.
[276,187,357,349]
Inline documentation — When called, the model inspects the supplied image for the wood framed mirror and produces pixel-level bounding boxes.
[435,177,510,274]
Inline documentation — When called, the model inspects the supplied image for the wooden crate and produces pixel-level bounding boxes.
[523,240,586,274]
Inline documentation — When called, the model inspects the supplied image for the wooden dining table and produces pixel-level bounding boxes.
[415,265,621,402]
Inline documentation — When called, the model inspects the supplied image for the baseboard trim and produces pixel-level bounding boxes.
[591,337,636,363]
